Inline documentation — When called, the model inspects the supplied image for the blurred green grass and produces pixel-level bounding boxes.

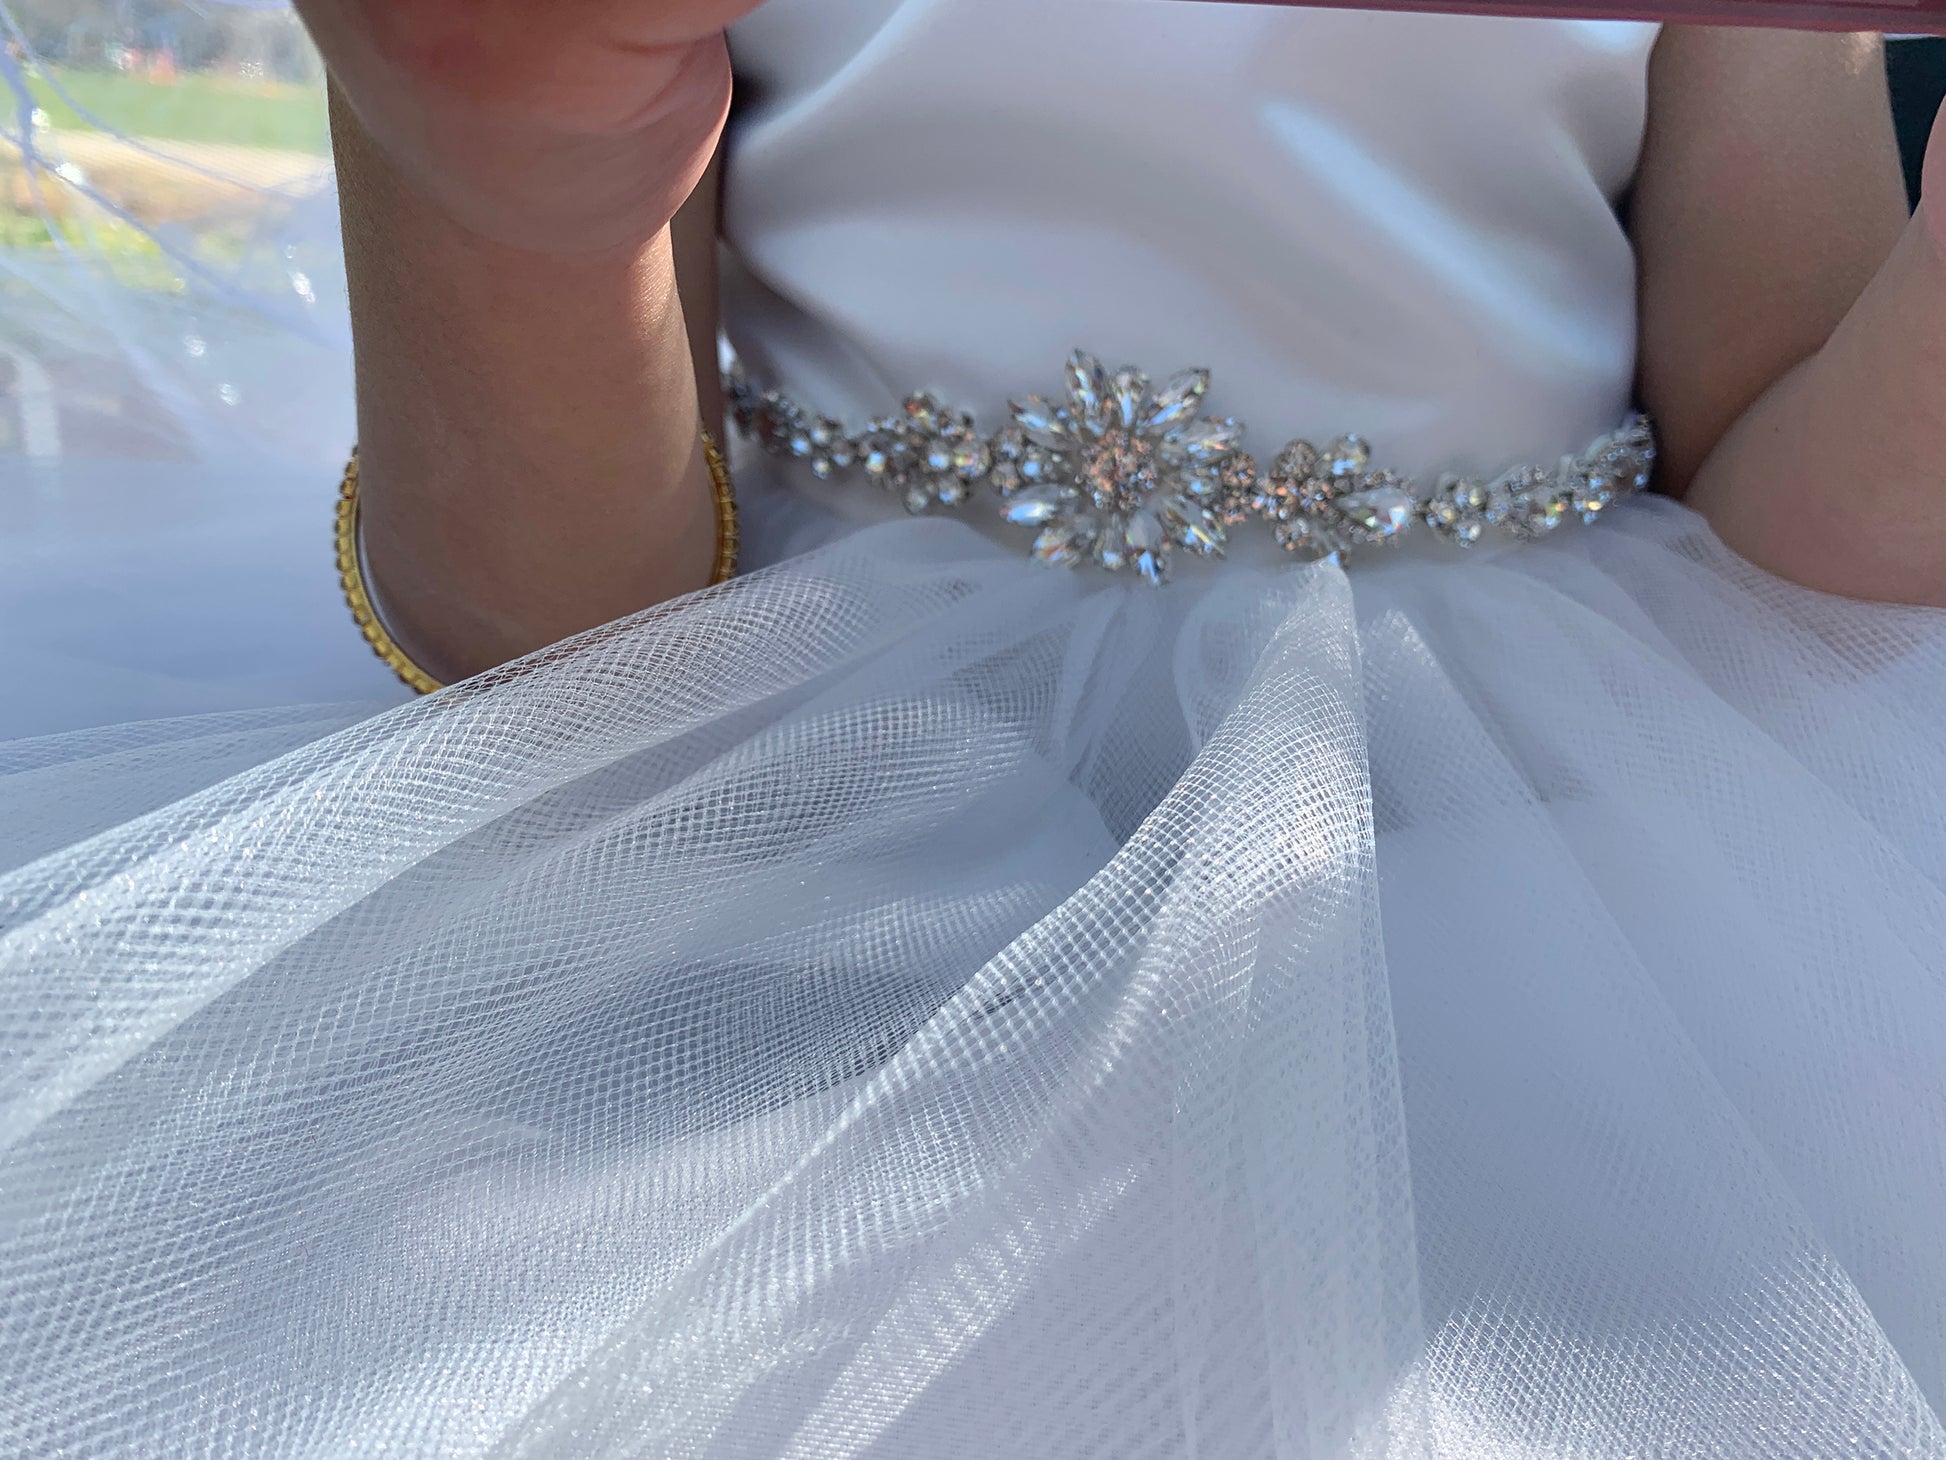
[25,65,328,155]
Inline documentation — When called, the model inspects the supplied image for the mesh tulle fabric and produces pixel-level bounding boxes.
[4,500,1946,1457]
[7,5,1946,1454]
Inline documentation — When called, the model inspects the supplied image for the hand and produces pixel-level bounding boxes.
[295,0,763,254]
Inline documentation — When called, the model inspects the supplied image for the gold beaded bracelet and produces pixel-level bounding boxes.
[335,428,741,697]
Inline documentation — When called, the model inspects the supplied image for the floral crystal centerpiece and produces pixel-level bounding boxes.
[985,352,1256,585]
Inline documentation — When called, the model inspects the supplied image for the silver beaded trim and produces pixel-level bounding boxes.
[728,348,1655,586]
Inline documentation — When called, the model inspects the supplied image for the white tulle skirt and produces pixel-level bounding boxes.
[3,468,1944,1457]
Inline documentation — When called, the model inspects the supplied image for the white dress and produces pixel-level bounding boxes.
[3,4,1945,1456]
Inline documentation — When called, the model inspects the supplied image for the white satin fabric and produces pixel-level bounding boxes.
[720,0,1653,548]
[5,4,1946,1458]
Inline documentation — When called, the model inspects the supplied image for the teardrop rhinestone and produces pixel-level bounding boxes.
[1160,496,1226,556]
[1124,508,1165,553]
[1111,369,1149,430]
[1003,486,1070,527]
[1337,483,1415,539]
[1173,417,1245,464]
[1143,369,1211,434]
[1013,395,1069,448]
[1032,514,1097,568]
[1066,351,1111,430]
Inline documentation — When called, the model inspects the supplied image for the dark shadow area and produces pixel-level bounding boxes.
[1890,37,1945,210]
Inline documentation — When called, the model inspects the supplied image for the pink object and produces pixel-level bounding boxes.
[1200,0,1946,33]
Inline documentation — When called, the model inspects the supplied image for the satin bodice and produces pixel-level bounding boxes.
[721,0,1658,488]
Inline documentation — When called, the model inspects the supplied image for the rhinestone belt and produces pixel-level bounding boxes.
[728,349,1656,585]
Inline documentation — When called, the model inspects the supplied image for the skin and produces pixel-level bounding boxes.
[296,0,1944,682]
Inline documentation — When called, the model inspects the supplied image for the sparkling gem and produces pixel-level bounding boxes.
[848,403,992,512]
[1172,416,1245,464]
[1522,495,1568,534]
[1014,395,1068,448]
[1441,474,1490,517]
[1080,426,1165,510]
[1213,451,1259,526]
[1110,368,1149,429]
[1323,434,1371,479]
[1499,466,1568,538]
[1569,464,1619,524]
[727,372,758,433]
[754,394,800,455]
[1124,509,1165,553]
[1144,369,1211,434]
[904,392,943,434]
[1067,351,1111,431]
[1160,495,1226,556]
[1003,486,1068,527]
[1220,452,1258,495]
[1423,487,1487,547]
[727,357,1654,582]
[1424,499,1485,546]
[1271,439,1320,482]
[954,439,992,479]
[1337,480,1415,540]
[1274,514,1341,558]
[1033,515,1097,567]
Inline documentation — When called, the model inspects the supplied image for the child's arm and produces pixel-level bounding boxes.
[1634,26,1946,604]
[300,0,752,684]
